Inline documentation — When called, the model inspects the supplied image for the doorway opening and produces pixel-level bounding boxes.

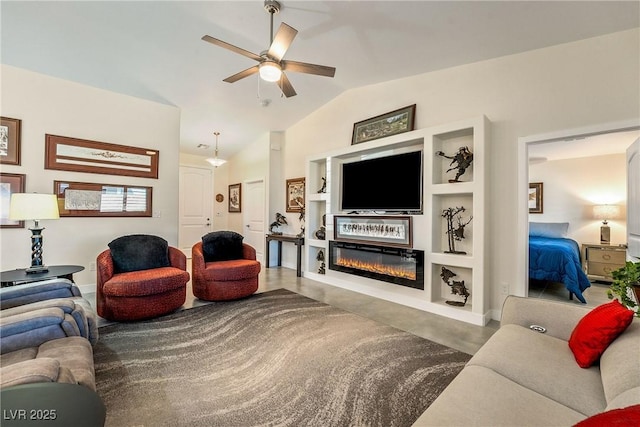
[516,120,640,303]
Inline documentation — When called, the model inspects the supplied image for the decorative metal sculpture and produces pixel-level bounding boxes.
[314,214,326,240]
[297,201,305,237]
[314,226,326,240]
[316,249,326,274]
[442,206,472,254]
[317,177,327,193]
[436,146,473,183]
[269,212,287,235]
[440,266,470,307]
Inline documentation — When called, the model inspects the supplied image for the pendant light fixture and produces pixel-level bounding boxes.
[206,131,226,167]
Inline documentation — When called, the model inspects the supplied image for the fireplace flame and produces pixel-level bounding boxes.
[335,257,416,280]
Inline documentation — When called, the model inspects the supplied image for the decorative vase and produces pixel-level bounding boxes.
[314,226,326,240]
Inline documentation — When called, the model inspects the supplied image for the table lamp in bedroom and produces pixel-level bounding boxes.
[593,204,621,245]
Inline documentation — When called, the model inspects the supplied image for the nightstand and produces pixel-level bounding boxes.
[582,243,627,282]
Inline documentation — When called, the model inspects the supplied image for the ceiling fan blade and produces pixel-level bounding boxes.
[202,35,262,62]
[282,60,336,78]
[278,73,297,98]
[223,65,259,83]
[267,23,298,62]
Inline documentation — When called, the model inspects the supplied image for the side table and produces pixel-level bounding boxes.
[265,234,305,277]
[0,265,85,288]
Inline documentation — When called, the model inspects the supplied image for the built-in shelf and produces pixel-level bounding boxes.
[305,116,489,325]
[307,238,327,248]
[307,193,329,202]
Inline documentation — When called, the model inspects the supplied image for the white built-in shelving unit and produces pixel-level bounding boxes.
[305,116,490,325]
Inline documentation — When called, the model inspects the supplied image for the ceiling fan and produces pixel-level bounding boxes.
[202,0,336,98]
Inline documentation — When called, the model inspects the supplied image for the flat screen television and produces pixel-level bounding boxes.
[341,150,423,213]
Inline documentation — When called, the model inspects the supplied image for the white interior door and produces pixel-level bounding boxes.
[627,138,640,261]
[179,166,212,258]
[243,179,265,262]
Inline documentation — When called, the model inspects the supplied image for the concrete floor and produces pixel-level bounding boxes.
[528,278,611,307]
[88,263,612,356]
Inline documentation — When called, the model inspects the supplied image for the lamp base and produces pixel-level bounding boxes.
[600,225,611,245]
[25,265,49,274]
[27,226,47,274]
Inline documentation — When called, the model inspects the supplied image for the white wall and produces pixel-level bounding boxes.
[0,65,181,288]
[217,134,270,234]
[228,28,639,316]
[529,153,627,246]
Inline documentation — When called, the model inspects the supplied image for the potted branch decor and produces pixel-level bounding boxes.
[607,261,640,318]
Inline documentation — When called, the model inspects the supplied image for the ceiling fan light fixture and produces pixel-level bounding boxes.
[259,61,282,82]
[201,0,334,97]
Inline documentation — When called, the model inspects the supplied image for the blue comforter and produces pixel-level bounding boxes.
[529,236,591,303]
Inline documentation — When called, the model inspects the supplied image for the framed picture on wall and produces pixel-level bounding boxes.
[529,182,543,214]
[351,104,416,145]
[0,117,22,165]
[228,183,241,212]
[45,134,159,179]
[334,215,413,248]
[53,180,152,217]
[286,177,305,213]
[1,173,26,228]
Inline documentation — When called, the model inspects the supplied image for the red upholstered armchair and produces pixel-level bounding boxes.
[192,231,261,301]
[96,235,190,321]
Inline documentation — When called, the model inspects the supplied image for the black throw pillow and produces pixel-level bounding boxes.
[202,231,244,262]
[108,234,170,273]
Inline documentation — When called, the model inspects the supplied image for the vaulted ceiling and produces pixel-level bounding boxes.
[2,1,638,159]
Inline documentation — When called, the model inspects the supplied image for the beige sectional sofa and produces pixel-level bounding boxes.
[415,295,640,426]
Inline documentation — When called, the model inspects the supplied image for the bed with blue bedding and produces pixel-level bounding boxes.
[529,236,591,303]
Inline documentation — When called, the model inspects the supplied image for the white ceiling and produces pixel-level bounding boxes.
[2,1,639,160]
[528,130,640,163]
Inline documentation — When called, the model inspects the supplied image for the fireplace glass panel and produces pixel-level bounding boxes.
[329,241,424,290]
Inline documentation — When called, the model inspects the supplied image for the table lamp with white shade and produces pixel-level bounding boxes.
[593,204,621,245]
[9,193,60,273]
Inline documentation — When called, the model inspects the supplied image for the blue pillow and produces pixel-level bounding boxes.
[108,234,170,273]
[202,231,244,262]
[529,222,569,238]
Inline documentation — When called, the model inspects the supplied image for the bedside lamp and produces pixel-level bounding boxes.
[593,204,620,245]
[9,193,60,273]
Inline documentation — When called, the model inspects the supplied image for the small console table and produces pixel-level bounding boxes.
[0,265,85,288]
[265,234,305,277]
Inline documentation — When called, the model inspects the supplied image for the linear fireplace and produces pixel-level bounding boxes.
[329,241,424,290]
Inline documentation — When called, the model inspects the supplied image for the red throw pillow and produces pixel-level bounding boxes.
[568,300,634,368]
[574,404,640,426]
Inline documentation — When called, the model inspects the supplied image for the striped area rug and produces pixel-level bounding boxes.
[94,289,470,427]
